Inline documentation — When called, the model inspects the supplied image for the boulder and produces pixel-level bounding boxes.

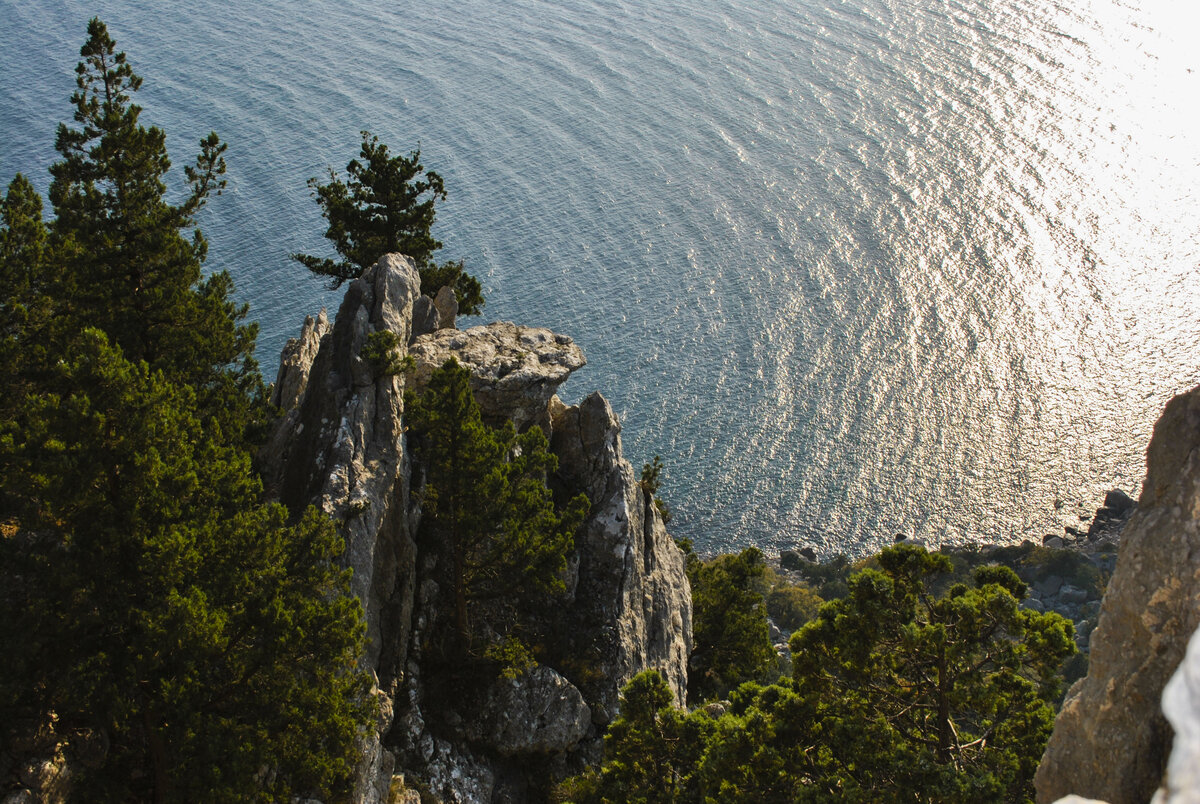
[780,550,803,570]
[1105,489,1137,515]
[467,667,591,756]
[410,323,586,431]
[1036,384,1200,804]
[410,296,439,341]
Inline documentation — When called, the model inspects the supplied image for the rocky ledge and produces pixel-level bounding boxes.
[409,322,586,431]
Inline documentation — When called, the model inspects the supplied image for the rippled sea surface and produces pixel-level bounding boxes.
[4,0,1198,556]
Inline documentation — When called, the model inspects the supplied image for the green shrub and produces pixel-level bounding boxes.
[765,582,824,632]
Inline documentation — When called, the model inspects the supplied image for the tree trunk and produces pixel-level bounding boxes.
[936,644,952,764]
[143,705,170,804]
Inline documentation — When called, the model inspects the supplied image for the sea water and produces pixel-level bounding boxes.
[3,0,1198,556]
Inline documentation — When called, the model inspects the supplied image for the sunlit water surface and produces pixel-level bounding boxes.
[3,0,1198,556]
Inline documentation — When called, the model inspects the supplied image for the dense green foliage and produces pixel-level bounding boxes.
[406,358,588,652]
[560,671,715,804]
[787,545,1076,801]
[764,579,824,632]
[639,454,673,523]
[565,544,1076,804]
[686,547,780,703]
[0,20,373,801]
[293,131,484,313]
[46,20,264,444]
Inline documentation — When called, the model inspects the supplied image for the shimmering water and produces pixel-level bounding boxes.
[3,0,1198,556]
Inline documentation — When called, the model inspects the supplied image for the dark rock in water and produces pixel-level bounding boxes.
[1104,488,1136,515]
[1044,536,1065,549]
[894,532,907,542]
[1085,489,1137,543]
[799,546,818,562]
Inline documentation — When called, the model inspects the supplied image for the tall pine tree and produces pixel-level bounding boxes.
[406,358,588,652]
[48,18,263,445]
[0,20,375,801]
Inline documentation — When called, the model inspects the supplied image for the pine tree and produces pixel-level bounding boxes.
[786,544,1077,802]
[0,174,47,307]
[0,21,375,801]
[563,545,1077,804]
[687,547,780,703]
[48,18,263,445]
[293,131,484,313]
[0,330,373,802]
[0,174,52,404]
[406,358,588,651]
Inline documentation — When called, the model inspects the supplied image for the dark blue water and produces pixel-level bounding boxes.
[4,0,1198,556]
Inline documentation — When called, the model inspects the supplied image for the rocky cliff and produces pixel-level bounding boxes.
[1036,385,1200,804]
[258,254,692,803]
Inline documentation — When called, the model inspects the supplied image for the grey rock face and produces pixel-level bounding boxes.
[550,392,692,713]
[259,254,423,804]
[410,296,440,341]
[269,309,330,410]
[260,253,421,672]
[467,667,591,756]
[1036,384,1200,804]
[409,323,586,431]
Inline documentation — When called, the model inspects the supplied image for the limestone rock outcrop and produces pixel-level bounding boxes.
[269,309,330,410]
[1155,624,1200,803]
[549,393,693,714]
[260,254,692,803]
[258,253,420,672]
[1036,385,1200,804]
[409,322,586,431]
[465,667,592,756]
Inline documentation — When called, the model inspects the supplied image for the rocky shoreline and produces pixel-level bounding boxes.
[768,488,1137,661]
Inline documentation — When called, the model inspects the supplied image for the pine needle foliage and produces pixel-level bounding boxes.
[0,20,374,801]
[293,132,484,313]
[406,358,588,652]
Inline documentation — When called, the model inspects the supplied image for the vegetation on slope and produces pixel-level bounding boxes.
[563,543,1077,804]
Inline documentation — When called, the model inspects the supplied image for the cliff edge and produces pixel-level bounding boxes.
[1037,385,1200,804]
